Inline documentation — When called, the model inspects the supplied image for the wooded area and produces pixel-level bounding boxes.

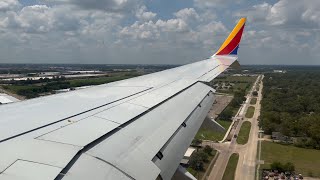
[260,71,320,149]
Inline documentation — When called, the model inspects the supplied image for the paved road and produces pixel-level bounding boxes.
[235,75,264,180]
[205,75,263,180]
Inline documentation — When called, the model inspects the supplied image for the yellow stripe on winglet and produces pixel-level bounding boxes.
[216,18,246,54]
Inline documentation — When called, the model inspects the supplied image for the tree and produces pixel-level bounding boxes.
[203,145,213,155]
[252,91,258,96]
[270,161,295,173]
[189,151,208,171]
[270,161,284,172]
[197,151,209,163]
[189,157,204,171]
[220,107,233,120]
[283,162,295,172]
[192,138,202,146]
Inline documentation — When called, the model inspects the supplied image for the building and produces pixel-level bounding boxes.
[273,70,287,73]
[272,132,293,143]
[180,147,196,166]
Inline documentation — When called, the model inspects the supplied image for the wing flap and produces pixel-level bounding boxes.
[77,83,213,180]
[94,103,147,124]
[59,154,131,180]
[36,116,119,147]
[0,86,151,142]
[1,160,62,180]
[128,78,196,108]
[153,90,214,179]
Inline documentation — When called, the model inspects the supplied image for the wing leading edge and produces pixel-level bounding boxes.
[0,18,246,180]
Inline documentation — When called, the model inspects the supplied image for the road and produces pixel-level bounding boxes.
[205,75,263,180]
[235,75,264,179]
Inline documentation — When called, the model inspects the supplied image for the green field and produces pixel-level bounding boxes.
[214,76,256,94]
[195,120,232,142]
[250,98,257,105]
[245,106,255,118]
[261,141,320,177]
[236,121,251,144]
[215,76,256,83]
[222,153,239,180]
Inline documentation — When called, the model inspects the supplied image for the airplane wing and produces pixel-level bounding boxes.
[0,18,246,180]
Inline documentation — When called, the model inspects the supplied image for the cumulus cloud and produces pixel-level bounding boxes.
[235,3,272,23]
[135,6,156,21]
[63,0,140,12]
[0,0,20,11]
[120,21,159,40]
[194,0,242,9]
[174,8,199,21]
[236,0,320,28]
[119,18,189,42]
[1,5,83,34]
[0,0,318,65]
[155,19,189,32]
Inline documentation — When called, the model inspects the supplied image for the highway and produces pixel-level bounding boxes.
[205,75,263,180]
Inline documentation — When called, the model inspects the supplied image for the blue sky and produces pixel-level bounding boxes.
[0,0,319,65]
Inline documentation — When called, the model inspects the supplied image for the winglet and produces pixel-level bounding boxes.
[213,18,246,56]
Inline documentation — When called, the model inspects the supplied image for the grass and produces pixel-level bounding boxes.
[222,153,239,180]
[195,91,244,142]
[245,106,255,118]
[215,76,256,83]
[187,167,197,177]
[214,76,257,94]
[195,119,232,142]
[261,141,320,177]
[250,98,257,105]
[2,85,39,94]
[236,121,251,145]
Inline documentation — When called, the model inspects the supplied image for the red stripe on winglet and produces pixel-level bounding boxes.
[216,25,245,55]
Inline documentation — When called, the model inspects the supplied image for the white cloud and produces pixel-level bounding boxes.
[194,0,242,9]
[236,0,320,28]
[0,0,20,11]
[120,21,159,40]
[174,8,199,21]
[135,6,156,21]
[0,0,318,65]
[155,19,189,32]
[235,3,271,23]
[1,5,84,34]
[63,0,140,12]
[119,17,190,41]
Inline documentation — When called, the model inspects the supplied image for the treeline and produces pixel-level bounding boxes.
[188,145,214,171]
[2,76,66,85]
[260,71,320,149]
[14,81,72,98]
[219,90,246,120]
